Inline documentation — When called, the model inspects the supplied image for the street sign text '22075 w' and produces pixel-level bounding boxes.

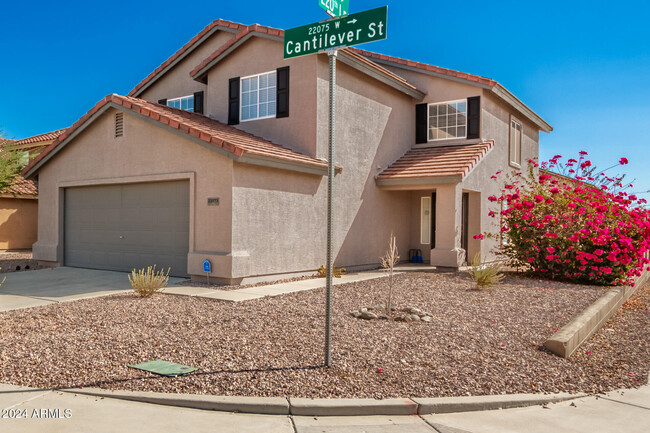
[284,6,387,59]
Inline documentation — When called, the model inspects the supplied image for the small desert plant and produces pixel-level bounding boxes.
[316,265,346,278]
[128,265,170,297]
[380,232,400,317]
[467,253,504,289]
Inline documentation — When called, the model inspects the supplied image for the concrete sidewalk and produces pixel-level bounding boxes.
[2,382,649,433]
[161,269,391,302]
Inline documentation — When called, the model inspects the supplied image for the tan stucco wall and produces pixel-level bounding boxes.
[33,107,234,276]
[205,37,319,158]
[0,197,38,250]
[138,30,235,103]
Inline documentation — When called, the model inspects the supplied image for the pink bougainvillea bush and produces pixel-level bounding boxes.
[479,153,650,286]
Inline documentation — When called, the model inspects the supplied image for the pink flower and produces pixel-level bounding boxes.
[619,157,628,165]
[547,247,555,254]
[473,234,484,240]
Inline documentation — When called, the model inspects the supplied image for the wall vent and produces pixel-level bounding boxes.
[115,112,124,137]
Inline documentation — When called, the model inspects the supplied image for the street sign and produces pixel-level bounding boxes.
[203,260,211,273]
[284,6,387,59]
[319,0,349,17]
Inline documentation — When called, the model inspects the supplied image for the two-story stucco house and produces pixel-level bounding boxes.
[22,19,552,283]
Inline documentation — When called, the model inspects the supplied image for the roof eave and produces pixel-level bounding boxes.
[23,104,113,179]
[131,24,241,97]
[191,32,284,83]
[375,175,463,190]
[491,85,553,133]
[337,51,426,101]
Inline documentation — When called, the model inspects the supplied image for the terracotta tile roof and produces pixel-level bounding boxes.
[15,128,67,145]
[128,19,247,97]
[339,49,419,91]
[190,23,284,80]
[377,141,494,181]
[23,94,332,177]
[351,48,498,88]
[2,176,37,198]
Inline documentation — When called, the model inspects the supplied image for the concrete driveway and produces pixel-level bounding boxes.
[0,267,185,311]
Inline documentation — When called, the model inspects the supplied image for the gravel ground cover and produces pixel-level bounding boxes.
[0,272,646,398]
[0,251,43,274]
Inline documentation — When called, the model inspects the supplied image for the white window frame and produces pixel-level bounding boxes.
[509,117,522,167]
[240,71,277,122]
[428,99,468,142]
[420,196,431,244]
[167,95,194,112]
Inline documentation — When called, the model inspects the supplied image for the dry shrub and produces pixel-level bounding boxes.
[467,253,504,289]
[129,265,170,297]
[316,265,346,278]
[380,232,399,317]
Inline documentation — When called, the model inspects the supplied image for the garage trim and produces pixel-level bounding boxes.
[57,172,196,266]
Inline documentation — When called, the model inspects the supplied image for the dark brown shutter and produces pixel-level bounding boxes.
[193,91,204,114]
[158,98,167,105]
[467,96,480,139]
[228,77,240,125]
[415,103,428,144]
[276,66,290,118]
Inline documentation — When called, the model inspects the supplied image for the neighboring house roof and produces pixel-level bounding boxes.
[376,141,494,186]
[15,129,67,145]
[1,176,38,199]
[23,94,336,179]
[129,19,246,97]
[352,48,553,133]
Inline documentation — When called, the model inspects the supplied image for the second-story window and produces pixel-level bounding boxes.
[168,95,194,112]
[429,100,467,141]
[510,118,522,167]
[241,71,277,121]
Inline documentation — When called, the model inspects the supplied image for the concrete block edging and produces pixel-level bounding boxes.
[60,387,584,416]
[544,271,649,358]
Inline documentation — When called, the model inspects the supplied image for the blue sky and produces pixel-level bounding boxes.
[2,0,649,196]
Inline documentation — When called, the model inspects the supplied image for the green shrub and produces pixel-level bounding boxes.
[467,254,504,289]
[128,265,170,297]
[316,265,346,278]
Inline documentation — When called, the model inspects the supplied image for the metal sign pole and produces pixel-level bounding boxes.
[325,48,337,367]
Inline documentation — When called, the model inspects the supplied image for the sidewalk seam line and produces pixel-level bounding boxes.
[596,396,650,411]
[3,390,53,411]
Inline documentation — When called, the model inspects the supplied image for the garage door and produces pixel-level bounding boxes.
[64,181,190,277]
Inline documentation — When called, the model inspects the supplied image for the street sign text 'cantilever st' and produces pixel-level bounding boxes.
[284,6,387,59]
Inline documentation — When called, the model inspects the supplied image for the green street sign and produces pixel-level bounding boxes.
[319,0,349,17]
[284,6,387,59]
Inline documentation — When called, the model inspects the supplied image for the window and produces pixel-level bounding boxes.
[428,100,467,141]
[421,196,431,244]
[241,71,277,121]
[510,118,522,166]
[167,95,194,112]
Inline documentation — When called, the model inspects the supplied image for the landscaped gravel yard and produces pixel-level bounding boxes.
[0,272,647,398]
[0,251,43,274]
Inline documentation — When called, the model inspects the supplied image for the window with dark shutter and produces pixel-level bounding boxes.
[466,96,481,139]
[276,66,290,118]
[158,98,167,105]
[193,91,204,114]
[228,77,240,125]
[415,103,428,144]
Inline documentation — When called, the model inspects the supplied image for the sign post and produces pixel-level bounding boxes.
[284,4,387,367]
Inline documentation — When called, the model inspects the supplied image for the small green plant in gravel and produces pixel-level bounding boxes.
[316,265,346,278]
[129,265,170,297]
[467,253,504,290]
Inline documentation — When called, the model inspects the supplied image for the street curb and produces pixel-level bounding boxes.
[289,397,418,416]
[413,392,586,415]
[59,387,290,415]
[544,270,649,358]
[57,387,585,416]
